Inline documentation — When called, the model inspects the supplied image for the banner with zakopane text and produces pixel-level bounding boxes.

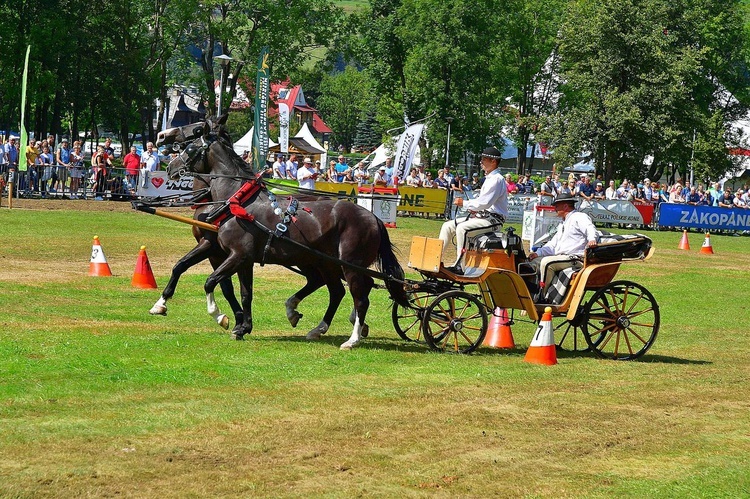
[658,203,750,231]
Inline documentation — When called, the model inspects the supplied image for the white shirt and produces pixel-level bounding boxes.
[297,164,316,190]
[536,211,597,258]
[141,150,159,171]
[463,168,508,218]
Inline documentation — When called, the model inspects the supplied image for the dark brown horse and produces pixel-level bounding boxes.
[151,120,338,337]
[162,119,409,349]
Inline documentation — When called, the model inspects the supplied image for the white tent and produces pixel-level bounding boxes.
[233,127,277,156]
[294,123,327,164]
[362,134,421,173]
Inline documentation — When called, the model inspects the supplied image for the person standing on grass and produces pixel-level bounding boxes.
[55,138,71,194]
[297,157,317,191]
[122,146,141,190]
[69,142,84,199]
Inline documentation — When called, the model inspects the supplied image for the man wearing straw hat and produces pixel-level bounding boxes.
[528,193,597,293]
[438,146,508,274]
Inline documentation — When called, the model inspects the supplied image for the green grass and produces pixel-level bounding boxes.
[1,205,749,496]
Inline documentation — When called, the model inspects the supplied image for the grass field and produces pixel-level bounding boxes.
[1,201,749,497]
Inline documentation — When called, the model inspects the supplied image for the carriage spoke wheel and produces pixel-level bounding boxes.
[392,291,433,342]
[421,290,488,354]
[581,281,659,360]
[554,314,591,352]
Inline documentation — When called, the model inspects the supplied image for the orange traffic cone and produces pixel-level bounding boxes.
[483,307,515,348]
[524,307,557,366]
[678,230,690,250]
[131,245,158,289]
[700,233,714,255]
[89,235,113,277]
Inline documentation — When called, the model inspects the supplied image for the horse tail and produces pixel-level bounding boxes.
[375,219,410,308]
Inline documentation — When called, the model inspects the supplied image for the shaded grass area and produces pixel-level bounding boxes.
[1,206,749,496]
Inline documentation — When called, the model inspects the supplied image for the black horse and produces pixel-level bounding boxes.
[162,118,409,349]
[151,119,341,337]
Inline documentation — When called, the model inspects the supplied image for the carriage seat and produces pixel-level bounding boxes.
[587,232,653,264]
[474,229,523,252]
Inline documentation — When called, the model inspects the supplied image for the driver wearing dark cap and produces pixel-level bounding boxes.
[438,146,508,274]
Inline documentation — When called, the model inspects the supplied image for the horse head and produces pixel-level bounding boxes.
[156,121,208,150]
[165,117,246,180]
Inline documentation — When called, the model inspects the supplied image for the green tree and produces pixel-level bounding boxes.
[317,65,375,152]
[554,0,750,182]
[496,0,566,174]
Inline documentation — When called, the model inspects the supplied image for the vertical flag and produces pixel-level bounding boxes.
[19,45,31,172]
[392,123,424,180]
[252,47,270,174]
[278,102,289,154]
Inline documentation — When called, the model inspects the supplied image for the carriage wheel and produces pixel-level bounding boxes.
[554,295,605,352]
[554,316,591,352]
[392,291,433,342]
[581,281,659,360]
[421,290,488,354]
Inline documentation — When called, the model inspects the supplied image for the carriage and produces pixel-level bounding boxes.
[392,227,659,360]
[147,117,659,359]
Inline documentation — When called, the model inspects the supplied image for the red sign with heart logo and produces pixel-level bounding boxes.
[151,177,164,188]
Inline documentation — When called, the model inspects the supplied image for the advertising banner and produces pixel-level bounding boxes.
[578,199,654,225]
[252,47,270,173]
[507,195,538,224]
[658,203,750,231]
[397,186,449,215]
[136,171,193,198]
[278,102,289,153]
[392,124,424,180]
[522,207,563,248]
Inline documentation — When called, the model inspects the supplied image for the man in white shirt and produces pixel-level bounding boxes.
[272,154,286,179]
[296,157,317,190]
[139,142,160,187]
[528,194,598,290]
[438,146,508,274]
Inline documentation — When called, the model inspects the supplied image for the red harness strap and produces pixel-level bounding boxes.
[227,180,262,223]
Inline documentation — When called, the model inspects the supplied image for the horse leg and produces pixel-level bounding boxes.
[210,254,243,328]
[285,266,324,328]
[150,239,213,317]
[307,271,346,341]
[204,253,245,336]
[339,272,374,350]
[233,265,254,340]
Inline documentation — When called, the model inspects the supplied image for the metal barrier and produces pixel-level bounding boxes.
[5,165,137,201]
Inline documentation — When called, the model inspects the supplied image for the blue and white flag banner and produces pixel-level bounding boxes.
[659,203,750,231]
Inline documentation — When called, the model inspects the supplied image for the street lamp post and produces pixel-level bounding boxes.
[445,117,453,169]
[215,54,233,116]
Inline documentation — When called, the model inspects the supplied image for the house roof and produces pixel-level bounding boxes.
[270,82,331,135]
[312,114,332,134]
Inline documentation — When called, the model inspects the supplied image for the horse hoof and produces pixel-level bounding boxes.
[218,314,229,330]
[149,305,167,316]
[306,330,322,341]
[361,324,369,338]
[232,332,245,341]
[289,311,303,328]
[340,341,358,351]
